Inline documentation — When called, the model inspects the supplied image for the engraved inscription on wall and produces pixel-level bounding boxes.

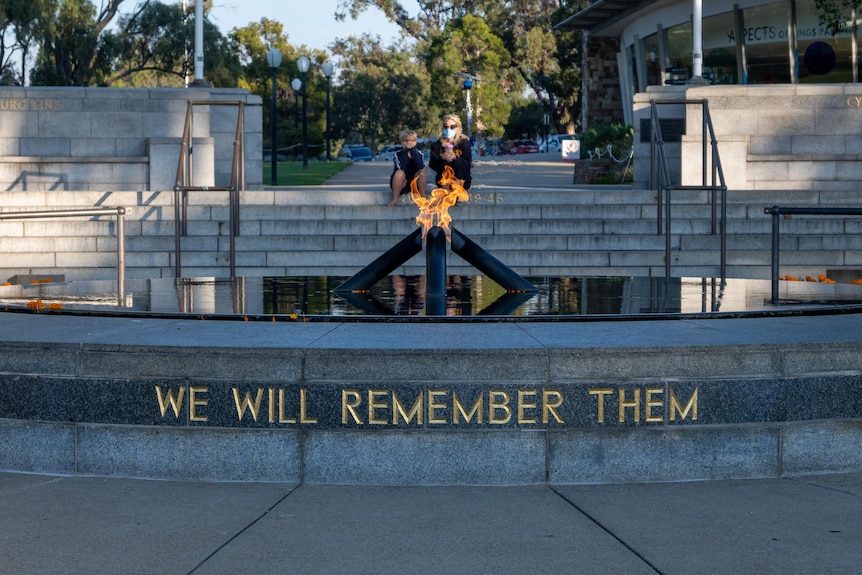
[0,99,61,111]
[155,385,700,427]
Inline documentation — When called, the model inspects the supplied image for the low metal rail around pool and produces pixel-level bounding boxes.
[765,205,862,302]
[0,206,126,303]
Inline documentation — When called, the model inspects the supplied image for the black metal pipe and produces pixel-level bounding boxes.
[425,226,447,315]
[450,227,537,293]
[334,228,423,292]
[770,208,780,303]
[426,226,447,296]
[334,291,394,315]
[478,291,535,315]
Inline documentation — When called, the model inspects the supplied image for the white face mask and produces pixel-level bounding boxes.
[443,127,457,139]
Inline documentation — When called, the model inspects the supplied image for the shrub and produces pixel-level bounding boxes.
[579,123,633,160]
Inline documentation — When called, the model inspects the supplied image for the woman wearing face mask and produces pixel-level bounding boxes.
[429,114,472,190]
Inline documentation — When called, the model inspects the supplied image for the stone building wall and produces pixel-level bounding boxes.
[632,84,862,193]
[0,87,262,192]
[584,36,625,129]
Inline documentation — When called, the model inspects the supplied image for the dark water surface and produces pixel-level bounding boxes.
[3,275,862,320]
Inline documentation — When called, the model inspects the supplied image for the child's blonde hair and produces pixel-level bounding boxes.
[399,129,417,142]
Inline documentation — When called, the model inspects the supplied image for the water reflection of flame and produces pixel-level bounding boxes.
[410,165,469,240]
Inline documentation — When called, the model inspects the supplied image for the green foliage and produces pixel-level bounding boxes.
[337,0,586,137]
[504,99,544,140]
[579,123,633,159]
[426,14,514,138]
[330,34,432,150]
[814,0,862,34]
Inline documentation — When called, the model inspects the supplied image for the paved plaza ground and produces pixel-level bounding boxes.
[2,471,861,574]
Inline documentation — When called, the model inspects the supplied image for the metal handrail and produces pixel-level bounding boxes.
[174,100,246,278]
[649,99,727,279]
[764,206,862,302]
[0,207,126,303]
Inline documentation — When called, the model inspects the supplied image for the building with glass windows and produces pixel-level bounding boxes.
[559,0,862,192]
[561,0,861,123]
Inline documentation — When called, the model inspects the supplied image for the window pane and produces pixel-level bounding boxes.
[703,11,739,84]
[742,1,792,83]
[796,0,854,82]
[643,33,663,86]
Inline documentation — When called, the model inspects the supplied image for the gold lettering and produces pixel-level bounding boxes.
[453,391,483,424]
[300,388,317,423]
[848,96,862,107]
[589,388,613,423]
[268,388,275,422]
[233,387,263,421]
[542,389,564,424]
[669,387,698,421]
[279,389,296,423]
[427,389,447,424]
[189,386,208,422]
[342,389,362,424]
[489,390,511,424]
[155,385,185,418]
[619,388,640,422]
[517,390,537,424]
[392,391,423,425]
[368,389,388,425]
[645,387,664,422]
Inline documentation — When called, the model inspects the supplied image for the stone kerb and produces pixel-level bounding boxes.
[1,318,861,484]
[0,87,263,191]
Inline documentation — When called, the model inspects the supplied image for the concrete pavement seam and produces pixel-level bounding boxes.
[185,484,301,575]
[550,486,665,575]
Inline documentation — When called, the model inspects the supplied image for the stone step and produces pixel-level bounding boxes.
[3,187,862,282]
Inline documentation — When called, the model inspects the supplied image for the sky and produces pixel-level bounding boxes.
[208,0,407,54]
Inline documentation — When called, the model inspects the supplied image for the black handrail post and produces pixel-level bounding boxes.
[769,206,780,302]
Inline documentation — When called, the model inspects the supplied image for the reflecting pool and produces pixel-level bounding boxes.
[3,275,862,320]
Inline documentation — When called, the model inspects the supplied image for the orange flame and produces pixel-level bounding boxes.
[410,165,469,240]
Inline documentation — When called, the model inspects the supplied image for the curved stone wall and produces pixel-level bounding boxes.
[1,312,861,484]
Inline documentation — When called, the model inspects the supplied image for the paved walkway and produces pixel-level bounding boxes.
[2,471,861,574]
[315,152,582,191]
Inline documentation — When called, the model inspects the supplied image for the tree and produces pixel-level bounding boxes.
[24,0,237,87]
[29,0,126,86]
[1,0,54,84]
[330,34,432,150]
[110,1,239,87]
[336,0,587,134]
[426,14,514,138]
[229,19,330,154]
[814,0,862,34]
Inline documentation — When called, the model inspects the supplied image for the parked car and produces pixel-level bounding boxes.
[510,139,541,154]
[375,145,400,162]
[337,146,374,162]
[540,134,578,153]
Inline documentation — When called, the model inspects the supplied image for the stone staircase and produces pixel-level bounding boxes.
[1,184,860,283]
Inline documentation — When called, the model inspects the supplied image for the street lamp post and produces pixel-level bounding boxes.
[290,78,301,128]
[266,48,282,186]
[296,55,311,171]
[322,62,334,162]
[543,112,549,152]
[462,78,473,133]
